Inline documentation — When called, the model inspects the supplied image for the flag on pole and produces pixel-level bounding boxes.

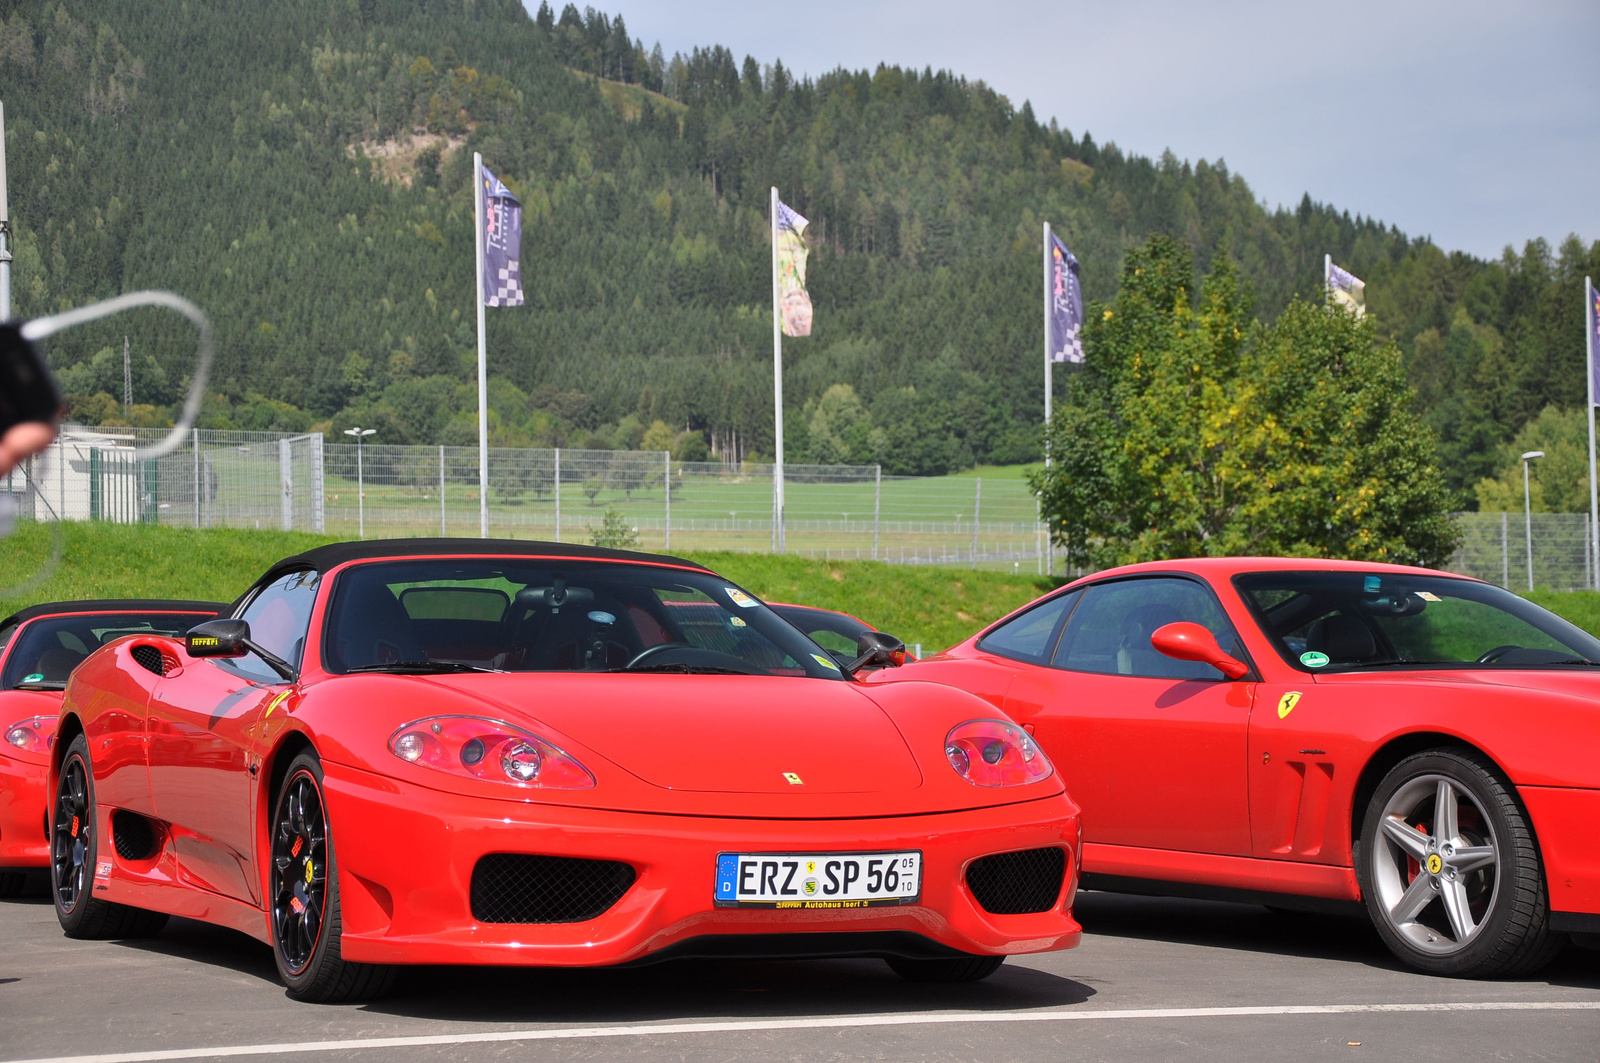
[1327,260,1366,316]
[481,166,523,307]
[1589,278,1600,402]
[1047,233,1084,364]
[775,199,812,337]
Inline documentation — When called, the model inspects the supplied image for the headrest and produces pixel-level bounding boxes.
[1308,614,1376,662]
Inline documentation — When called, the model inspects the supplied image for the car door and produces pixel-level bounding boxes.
[146,568,318,904]
[1002,576,1257,856]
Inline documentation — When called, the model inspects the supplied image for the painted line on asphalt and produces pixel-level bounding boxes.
[8,1000,1600,1063]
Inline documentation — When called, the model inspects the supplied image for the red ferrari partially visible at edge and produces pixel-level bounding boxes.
[0,599,222,895]
[51,540,1081,1002]
[869,557,1600,977]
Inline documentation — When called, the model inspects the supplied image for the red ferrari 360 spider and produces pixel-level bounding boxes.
[870,557,1600,977]
[1,599,221,895]
[51,540,1081,1001]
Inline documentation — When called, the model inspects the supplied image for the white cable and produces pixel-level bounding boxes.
[21,290,214,461]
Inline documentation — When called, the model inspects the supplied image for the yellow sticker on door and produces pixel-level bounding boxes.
[1277,691,1303,719]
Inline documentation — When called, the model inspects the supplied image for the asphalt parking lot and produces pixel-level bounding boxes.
[1,880,1596,1063]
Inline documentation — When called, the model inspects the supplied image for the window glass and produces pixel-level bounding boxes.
[1,612,217,690]
[234,569,321,680]
[1054,578,1239,680]
[977,591,1078,664]
[1235,571,1600,671]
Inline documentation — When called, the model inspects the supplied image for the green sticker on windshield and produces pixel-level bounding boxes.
[23,673,45,684]
[1299,651,1329,669]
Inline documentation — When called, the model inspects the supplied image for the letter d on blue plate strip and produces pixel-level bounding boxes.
[716,854,738,897]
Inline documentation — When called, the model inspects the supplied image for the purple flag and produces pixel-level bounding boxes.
[481,165,524,307]
[1590,280,1600,404]
[1048,233,1084,364]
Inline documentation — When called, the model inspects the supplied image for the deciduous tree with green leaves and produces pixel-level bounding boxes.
[1032,236,1459,569]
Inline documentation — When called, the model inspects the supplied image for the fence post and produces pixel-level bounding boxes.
[192,428,200,529]
[971,477,981,568]
[554,448,561,542]
[663,450,671,550]
[310,433,325,534]
[439,445,446,536]
[279,438,293,531]
[1501,512,1509,589]
[873,465,881,560]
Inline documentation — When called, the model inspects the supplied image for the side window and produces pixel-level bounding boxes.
[1053,577,1240,680]
[977,591,1079,664]
[234,569,321,680]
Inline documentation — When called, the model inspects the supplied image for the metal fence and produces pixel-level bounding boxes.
[4,426,1048,568]
[1449,511,1597,593]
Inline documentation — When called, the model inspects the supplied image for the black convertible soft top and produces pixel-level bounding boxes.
[265,538,710,576]
[0,600,226,629]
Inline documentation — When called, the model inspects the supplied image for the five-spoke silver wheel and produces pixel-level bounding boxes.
[1370,774,1499,954]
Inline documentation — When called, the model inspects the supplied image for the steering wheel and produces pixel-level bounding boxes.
[623,643,761,674]
[1476,644,1520,664]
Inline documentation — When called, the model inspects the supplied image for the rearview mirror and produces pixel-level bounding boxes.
[185,619,298,682]
[1150,622,1250,680]
[847,630,907,674]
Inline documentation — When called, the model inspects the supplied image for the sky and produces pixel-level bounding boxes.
[526,0,1599,261]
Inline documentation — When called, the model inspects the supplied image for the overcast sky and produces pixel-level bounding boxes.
[529,0,1599,261]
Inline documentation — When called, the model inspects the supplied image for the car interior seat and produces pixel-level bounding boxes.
[1304,613,1379,664]
[1116,603,1184,675]
[331,587,425,669]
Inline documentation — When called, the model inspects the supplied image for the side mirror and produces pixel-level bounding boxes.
[847,630,907,674]
[186,618,250,659]
[185,619,298,682]
[1150,622,1250,680]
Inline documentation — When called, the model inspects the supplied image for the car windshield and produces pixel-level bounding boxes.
[1,612,218,690]
[321,559,846,679]
[1234,571,1600,671]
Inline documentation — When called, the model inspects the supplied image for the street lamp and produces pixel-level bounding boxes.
[1522,450,1544,591]
[345,427,377,539]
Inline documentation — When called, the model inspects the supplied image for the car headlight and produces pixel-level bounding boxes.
[388,716,595,790]
[945,719,1053,787]
[4,715,57,755]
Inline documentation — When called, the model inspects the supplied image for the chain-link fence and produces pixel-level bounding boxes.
[4,426,1047,568]
[1449,511,1598,592]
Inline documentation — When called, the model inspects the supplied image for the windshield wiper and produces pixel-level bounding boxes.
[12,680,67,691]
[345,660,501,675]
[616,663,757,676]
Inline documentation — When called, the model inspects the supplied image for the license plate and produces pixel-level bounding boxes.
[714,851,921,908]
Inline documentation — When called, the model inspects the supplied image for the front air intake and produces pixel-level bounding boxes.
[966,847,1066,915]
[130,645,166,676]
[470,853,636,923]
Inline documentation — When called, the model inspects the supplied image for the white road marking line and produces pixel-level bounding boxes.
[6,1000,1600,1063]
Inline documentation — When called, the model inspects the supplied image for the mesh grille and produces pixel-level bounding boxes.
[130,645,166,676]
[112,810,158,860]
[966,847,1065,915]
[471,853,636,924]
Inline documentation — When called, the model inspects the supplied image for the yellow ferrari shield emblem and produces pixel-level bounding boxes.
[782,772,803,785]
[1426,853,1443,875]
[1277,691,1303,719]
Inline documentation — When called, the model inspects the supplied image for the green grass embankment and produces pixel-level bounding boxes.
[0,524,1049,651]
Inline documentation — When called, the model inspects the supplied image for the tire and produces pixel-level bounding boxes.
[885,954,1006,983]
[270,751,395,1003]
[1356,748,1563,978]
[51,735,168,939]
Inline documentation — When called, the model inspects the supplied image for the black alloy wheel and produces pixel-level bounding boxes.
[268,750,394,1002]
[51,734,167,939]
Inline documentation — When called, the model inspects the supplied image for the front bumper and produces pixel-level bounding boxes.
[323,761,1083,966]
[1520,785,1600,918]
[0,751,49,869]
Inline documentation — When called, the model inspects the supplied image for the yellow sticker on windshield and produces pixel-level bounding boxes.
[1277,691,1303,719]
[812,653,841,671]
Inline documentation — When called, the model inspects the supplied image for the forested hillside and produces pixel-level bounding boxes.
[2,0,1596,492]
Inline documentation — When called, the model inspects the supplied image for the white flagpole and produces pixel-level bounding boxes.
[1587,276,1598,591]
[1,100,12,322]
[474,152,489,538]
[771,185,785,554]
[1042,220,1053,577]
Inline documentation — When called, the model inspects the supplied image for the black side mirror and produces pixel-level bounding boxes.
[847,630,907,675]
[185,619,297,682]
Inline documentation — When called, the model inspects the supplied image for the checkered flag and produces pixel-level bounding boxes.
[481,165,525,308]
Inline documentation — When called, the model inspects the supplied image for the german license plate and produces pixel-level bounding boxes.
[714,851,921,908]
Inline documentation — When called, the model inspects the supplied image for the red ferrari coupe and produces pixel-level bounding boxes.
[870,557,1600,977]
[1,600,221,895]
[51,540,1081,1001]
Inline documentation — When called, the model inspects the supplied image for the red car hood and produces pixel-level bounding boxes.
[1312,668,1600,701]
[428,673,923,794]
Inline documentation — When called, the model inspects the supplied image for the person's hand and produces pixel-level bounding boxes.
[0,420,57,477]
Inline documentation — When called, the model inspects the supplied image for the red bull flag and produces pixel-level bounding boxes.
[481,166,523,307]
[776,199,812,337]
[1327,259,1366,316]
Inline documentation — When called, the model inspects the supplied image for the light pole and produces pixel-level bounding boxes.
[345,427,376,538]
[1522,450,1544,591]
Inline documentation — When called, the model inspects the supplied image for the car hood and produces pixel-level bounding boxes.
[308,672,1063,818]
[1311,667,1600,700]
